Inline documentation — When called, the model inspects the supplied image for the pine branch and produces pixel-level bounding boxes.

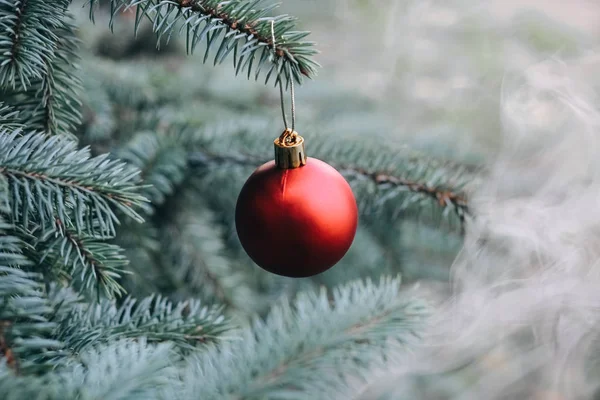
[78,74,116,144]
[54,294,229,354]
[0,130,146,237]
[343,166,469,223]
[86,0,319,86]
[2,17,83,137]
[0,103,22,131]
[0,339,177,399]
[180,277,428,399]
[80,56,271,115]
[81,58,162,111]
[155,139,470,231]
[0,363,69,400]
[70,339,178,400]
[115,131,188,208]
[155,194,260,314]
[183,119,474,231]
[105,130,263,313]
[0,219,63,374]
[0,176,9,214]
[0,0,70,90]
[37,220,129,298]
[111,217,163,296]
[171,166,294,311]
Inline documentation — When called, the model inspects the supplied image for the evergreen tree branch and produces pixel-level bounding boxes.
[179,168,293,313]
[0,176,8,214]
[0,0,70,90]
[111,217,163,296]
[194,155,470,223]
[0,339,177,399]
[154,194,261,314]
[78,75,117,144]
[86,0,319,86]
[0,218,63,374]
[79,56,272,118]
[0,363,69,400]
[115,131,188,209]
[109,119,471,233]
[2,17,83,137]
[109,131,264,314]
[37,220,129,298]
[343,166,469,222]
[69,338,179,400]
[0,103,22,131]
[184,120,473,231]
[0,130,146,237]
[53,294,229,354]
[180,277,428,399]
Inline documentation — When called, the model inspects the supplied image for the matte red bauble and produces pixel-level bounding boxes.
[235,130,358,278]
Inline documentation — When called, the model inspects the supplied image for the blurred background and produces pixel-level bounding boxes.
[78,0,600,160]
[68,1,600,398]
[72,0,600,283]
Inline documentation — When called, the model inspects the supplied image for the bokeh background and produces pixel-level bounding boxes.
[69,1,600,398]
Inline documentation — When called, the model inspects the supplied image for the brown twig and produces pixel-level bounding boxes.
[172,0,308,72]
[0,320,19,373]
[0,167,132,204]
[55,219,109,287]
[188,151,470,220]
[8,0,28,74]
[352,167,468,213]
[177,1,285,54]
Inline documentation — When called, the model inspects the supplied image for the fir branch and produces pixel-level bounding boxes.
[0,339,177,399]
[54,294,229,354]
[87,0,319,86]
[184,118,474,232]
[155,196,260,314]
[0,103,22,131]
[180,277,428,399]
[78,74,116,144]
[188,147,470,230]
[0,363,69,400]
[111,217,163,296]
[81,58,161,110]
[70,339,178,400]
[191,148,470,218]
[0,0,70,90]
[2,17,83,137]
[0,175,8,214]
[115,131,188,208]
[343,166,470,221]
[110,132,262,312]
[38,220,129,298]
[0,130,146,237]
[80,56,270,114]
[0,219,63,374]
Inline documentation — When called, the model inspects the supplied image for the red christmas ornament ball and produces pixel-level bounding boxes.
[235,157,358,278]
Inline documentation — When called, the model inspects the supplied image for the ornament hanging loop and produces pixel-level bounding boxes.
[279,128,299,145]
[271,20,305,169]
[271,20,296,133]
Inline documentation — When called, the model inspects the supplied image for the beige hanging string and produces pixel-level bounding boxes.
[271,19,306,169]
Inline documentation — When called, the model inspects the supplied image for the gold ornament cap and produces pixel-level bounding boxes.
[274,129,307,169]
